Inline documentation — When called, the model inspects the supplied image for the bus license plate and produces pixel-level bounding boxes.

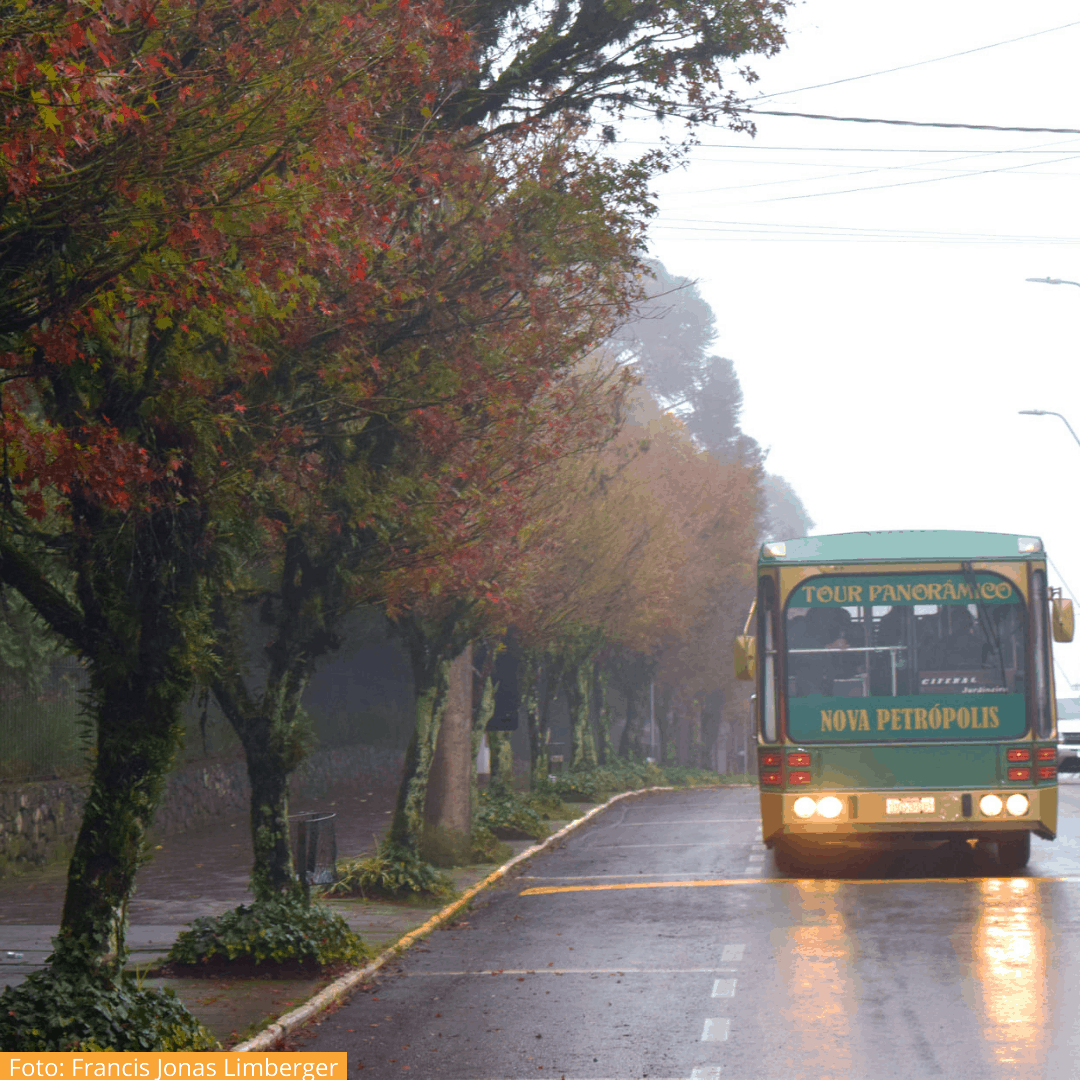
[885,796,935,815]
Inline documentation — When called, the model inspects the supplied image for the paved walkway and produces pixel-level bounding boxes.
[0,775,564,1046]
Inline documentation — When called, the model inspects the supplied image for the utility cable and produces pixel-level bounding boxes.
[753,20,1080,102]
[745,109,1080,136]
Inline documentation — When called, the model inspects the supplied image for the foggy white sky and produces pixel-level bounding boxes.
[617,0,1080,690]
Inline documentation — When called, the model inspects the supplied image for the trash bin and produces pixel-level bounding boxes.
[289,811,337,893]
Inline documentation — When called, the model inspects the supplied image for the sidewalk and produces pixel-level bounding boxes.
[0,779,594,1047]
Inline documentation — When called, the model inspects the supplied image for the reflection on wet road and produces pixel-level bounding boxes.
[302,782,1080,1079]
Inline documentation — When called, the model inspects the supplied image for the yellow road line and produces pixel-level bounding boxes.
[519,875,1078,895]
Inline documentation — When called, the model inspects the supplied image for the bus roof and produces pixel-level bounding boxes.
[759,530,1043,565]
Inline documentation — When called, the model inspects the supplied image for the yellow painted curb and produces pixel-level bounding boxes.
[232,783,713,1051]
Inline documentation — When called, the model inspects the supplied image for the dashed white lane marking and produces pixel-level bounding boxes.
[721,943,745,962]
[702,1017,731,1041]
[690,1068,723,1080]
[712,977,736,997]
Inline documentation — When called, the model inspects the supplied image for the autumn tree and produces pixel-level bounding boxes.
[0,0,475,1042]
[502,386,763,775]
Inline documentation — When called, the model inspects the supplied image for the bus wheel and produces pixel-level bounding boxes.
[998,833,1031,872]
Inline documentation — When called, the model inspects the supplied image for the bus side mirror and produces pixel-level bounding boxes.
[1053,597,1074,643]
[734,634,756,681]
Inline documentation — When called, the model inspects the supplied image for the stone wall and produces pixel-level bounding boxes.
[0,743,404,876]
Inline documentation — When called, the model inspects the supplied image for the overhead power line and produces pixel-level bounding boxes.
[745,109,1080,136]
[754,20,1080,102]
[618,141,1080,153]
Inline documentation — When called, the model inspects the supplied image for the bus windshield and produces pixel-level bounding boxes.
[784,572,1028,743]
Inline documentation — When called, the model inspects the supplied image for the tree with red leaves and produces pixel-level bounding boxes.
[0,0,477,1040]
[205,115,648,882]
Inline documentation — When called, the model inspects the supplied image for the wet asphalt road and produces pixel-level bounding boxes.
[304,782,1080,1080]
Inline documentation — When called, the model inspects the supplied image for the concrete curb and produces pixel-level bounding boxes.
[232,784,690,1051]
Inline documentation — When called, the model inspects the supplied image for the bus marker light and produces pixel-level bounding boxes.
[760,752,782,768]
[1036,747,1056,761]
[1038,765,1056,780]
[1006,794,1030,816]
[787,752,810,767]
[792,796,817,819]
[817,796,844,819]
[761,771,782,785]
[1007,767,1031,781]
[1007,748,1031,762]
[762,542,787,558]
[788,771,812,785]
[1017,536,1043,553]
[980,794,1004,817]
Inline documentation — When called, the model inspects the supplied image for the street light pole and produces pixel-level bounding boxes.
[1019,409,1080,452]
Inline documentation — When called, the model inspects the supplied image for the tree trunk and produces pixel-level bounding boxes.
[471,674,494,804]
[525,655,549,788]
[54,679,184,975]
[489,731,514,788]
[618,681,643,761]
[389,655,452,849]
[565,660,597,769]
[593,662,613,764]
[422,645,474,865]
[36,500,207,976]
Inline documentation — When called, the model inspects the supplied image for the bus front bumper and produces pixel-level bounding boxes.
[760,787,1056,847]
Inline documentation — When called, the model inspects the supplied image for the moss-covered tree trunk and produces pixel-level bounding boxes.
[656,685,677,765]
[470,674,494,805]
[592,662,613,765]
[0,496,208,977]
[56,670,188,974]
[211,660,312,901]
[489,730,514,788]
[208,533,344,902]
[689,704,704,769]
[524,654,550,789]
[389,609,471,851]
[565,660,597,769]
[421,645,474,865]
[617,680,643,761]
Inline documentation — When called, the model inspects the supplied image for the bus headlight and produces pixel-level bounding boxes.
[817,796,844,819]
[1005,793,1029,817]
[792,796,817,819]
[980,794,1004,817]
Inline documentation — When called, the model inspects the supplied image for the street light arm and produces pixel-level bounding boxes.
[1019,409,1080,451]
[1026,276,1080,288]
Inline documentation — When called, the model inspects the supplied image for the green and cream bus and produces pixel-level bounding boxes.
[735,531,1074,873]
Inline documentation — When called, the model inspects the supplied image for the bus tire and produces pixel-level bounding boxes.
[998,832,1031,872]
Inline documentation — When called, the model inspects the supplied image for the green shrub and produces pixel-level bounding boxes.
[168,895,367,969]
[322,841,455,901]
[469,825,513,864]
[535,759,721,803]
[0,968,217,1050]
[475,786,550,840]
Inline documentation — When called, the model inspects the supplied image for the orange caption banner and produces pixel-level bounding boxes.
[0,1055,347,1079]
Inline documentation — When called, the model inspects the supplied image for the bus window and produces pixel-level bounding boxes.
[1031,569,1052,738]
[784,572,1029,743]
